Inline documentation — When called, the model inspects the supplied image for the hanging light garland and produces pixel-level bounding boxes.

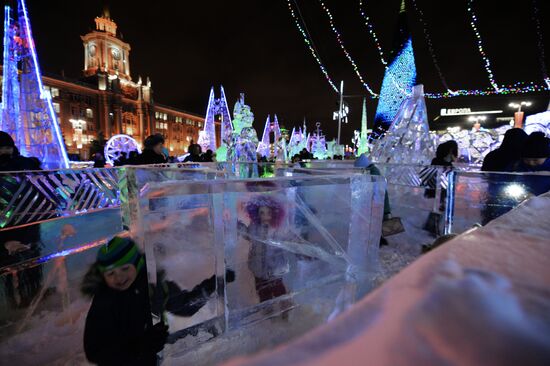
[409,0,455,94]
[317,0,378,97]
[358,0,386,65]
[286,0,338,93]
[467,0,500,92]
[532,0,550,88]
[286,0,549,99]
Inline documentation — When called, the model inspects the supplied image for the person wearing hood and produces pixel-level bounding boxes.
[0,131,43,308]
[82,236,236,365]
[0,131,41,171]
[132,134,168,165]
[482,128,528,172]
[354,154,403,242]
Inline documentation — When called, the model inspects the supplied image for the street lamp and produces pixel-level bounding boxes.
[508,101,531,128]
[508,101,532,113]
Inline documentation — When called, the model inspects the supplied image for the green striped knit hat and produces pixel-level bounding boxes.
[97,236,144,273]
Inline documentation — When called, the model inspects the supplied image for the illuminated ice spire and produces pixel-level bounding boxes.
[1,0,69,169]
[357,98,369,155]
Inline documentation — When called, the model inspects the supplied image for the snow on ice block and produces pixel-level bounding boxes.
[222,193,550,366]
[126,170,385,359]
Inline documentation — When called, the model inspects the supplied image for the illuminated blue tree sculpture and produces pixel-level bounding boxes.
[0,0,69,169]
[373,0,417,134]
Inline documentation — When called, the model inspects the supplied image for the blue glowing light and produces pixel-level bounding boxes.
[374,38,417,132]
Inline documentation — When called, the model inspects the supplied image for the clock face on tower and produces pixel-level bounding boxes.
[111,48,121,61]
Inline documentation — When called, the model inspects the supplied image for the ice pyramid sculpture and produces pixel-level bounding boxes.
[198,86,232,152]
[370,85,434,164]
[257,114,281,158]
[1,1,69,169]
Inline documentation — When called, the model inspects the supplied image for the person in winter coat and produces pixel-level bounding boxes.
[481,128,528,172]
[132,134,168,165]
[82,236,168,366]
[0,131,43,308]
[183,143,202,163]
[354,154,404,244]
[0,131,41,171]
[82,236,236,365]
[507,132,550,195]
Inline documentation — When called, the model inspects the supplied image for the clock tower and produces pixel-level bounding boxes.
[81,8,131,80]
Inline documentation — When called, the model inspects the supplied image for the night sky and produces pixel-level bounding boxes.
[21,0,550,143]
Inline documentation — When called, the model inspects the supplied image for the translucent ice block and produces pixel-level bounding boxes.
[445,171,550,234]
[125,169,385,361]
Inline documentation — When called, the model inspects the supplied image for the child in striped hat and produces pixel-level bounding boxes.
[82,236,168,366]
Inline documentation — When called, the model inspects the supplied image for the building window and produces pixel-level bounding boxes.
[197,122,203,128]
[71,106,79,117]
[51,88,60,98]
[175,116,183,123]
[53,103,60,114]
[86,108,94,118]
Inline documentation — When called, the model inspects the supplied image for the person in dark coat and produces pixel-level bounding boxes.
[0,131,41,172]
[132,134,168,165]
[82,236,235,365]
[92,153,106,168]
[481,128,528,172]
[0,131,43,308]
[422,140,458,235]
[183,143,202,163]
[82,236,168,366]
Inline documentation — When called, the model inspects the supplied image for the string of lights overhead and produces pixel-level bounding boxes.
[286,0,339,93]
[409,0,453,93]
[466,0,500,92]
[285,0,549,99]
[532,0,550,88]
[317,0,378,97]
[358,0,386,66]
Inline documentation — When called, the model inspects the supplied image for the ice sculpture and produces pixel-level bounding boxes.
[524,110,550,136]
[123,168,385,360]
[310,123,328,160]
[288,125,307,158]
[257,115,282,158]
[357,98,370,156]
[198,86,232,152]
[0,1,69,169]
[370,85,434,165]
[439,126,510,165]
[223,94,260,165]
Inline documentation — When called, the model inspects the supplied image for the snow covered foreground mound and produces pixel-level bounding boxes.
[224,195,550,366]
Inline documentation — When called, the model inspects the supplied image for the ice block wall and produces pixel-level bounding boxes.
[124,169,386,362]
[222,193,550,366]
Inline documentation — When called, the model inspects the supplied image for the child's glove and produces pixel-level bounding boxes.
[144,322,169,353]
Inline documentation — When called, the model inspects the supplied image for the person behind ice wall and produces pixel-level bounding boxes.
[481,128,528,172]
[81,236,168,366]
[0,131,44,308]
[183,143,202,163]
[354,153,404,245]
[81,236,236,365]
[421,140,458,236]
[132,134,168,165]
